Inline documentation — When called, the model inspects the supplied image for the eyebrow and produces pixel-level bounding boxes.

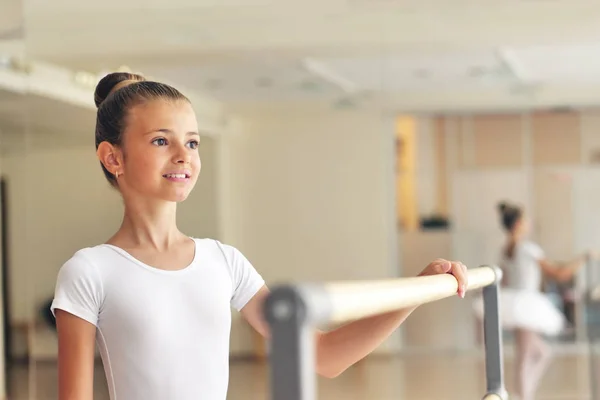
[147,128,200,137]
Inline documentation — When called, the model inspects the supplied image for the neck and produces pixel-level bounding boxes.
[509,232,523,243]
[114,197,183,250]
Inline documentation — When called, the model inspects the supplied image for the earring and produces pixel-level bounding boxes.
[115,171,120,179]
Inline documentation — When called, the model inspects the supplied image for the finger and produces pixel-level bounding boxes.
[461,262,469,292]
[429,260,450,275]
[437,261,452,274]
[450,261,468,298]
[419,259,450,276]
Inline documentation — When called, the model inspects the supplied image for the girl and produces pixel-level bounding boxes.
[51,72,470,400]
[496,201,589,400]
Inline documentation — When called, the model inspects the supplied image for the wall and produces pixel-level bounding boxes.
[400,231,457,350]
[414,117,438,218]
[426,111,589,221]
[220,110,401,352]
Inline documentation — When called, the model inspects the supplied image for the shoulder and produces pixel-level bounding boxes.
[52,247,107,322]
[520,241,544,259]
[191,237,246,263]
[55,244,120,291]
[58,247,103,279]
[191,237,261,276]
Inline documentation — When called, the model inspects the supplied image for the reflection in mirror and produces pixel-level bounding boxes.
[1,0,26,398]
[0,92,28,400]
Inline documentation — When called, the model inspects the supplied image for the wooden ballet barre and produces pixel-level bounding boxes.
[263,265,508,400]
[321,266,498,324]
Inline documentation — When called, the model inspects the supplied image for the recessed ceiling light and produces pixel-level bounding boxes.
[467,66,489,78]
[0,55,11,68]
[413,69,431,79]
[255,77,273,88]
[333,97,357,109]
[299,79,321,91]
[205,78,222,90]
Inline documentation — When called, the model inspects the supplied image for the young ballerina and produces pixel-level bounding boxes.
[495,202,589,400]
[51,72,470,400]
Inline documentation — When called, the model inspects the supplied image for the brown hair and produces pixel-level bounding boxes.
[94,72,190,186]
[497,201,523,259]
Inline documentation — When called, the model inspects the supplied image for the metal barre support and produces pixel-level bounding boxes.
[481,265,508,400]
[264,285,332,400]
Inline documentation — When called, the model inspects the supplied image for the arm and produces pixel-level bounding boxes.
[241,258,467,378]
[55,310,97,400]
[498,263,509,287]
[538,254,587,283]
[51,252,103,399]
[242,285,416,378]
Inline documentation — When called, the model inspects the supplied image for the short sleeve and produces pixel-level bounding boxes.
[215,241,265,311]
[50,251,103,327]
[523,241,545,261]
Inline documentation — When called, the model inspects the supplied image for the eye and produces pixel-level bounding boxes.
[187,140,199,150]
[152,138,167,146]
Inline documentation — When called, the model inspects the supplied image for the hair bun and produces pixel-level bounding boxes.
[94,72,145,108]
[497,201,509,213]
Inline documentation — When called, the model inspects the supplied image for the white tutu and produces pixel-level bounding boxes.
[472,288,566,336]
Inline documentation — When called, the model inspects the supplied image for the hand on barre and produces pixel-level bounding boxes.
[418,258,469,298]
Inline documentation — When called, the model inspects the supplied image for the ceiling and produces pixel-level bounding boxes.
[22,1,600,58]
[5,0,600,114]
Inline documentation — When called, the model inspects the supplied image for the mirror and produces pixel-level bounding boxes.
[0,0,27,397]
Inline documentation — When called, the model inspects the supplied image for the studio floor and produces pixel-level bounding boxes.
[7,350,598,400]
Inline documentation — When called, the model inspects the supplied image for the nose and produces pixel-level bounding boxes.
[172,143,191,164]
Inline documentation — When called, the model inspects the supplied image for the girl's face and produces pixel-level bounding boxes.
[514,214,530,237]
[117,99,201,203]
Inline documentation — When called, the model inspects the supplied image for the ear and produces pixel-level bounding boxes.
[96,141,123,175]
